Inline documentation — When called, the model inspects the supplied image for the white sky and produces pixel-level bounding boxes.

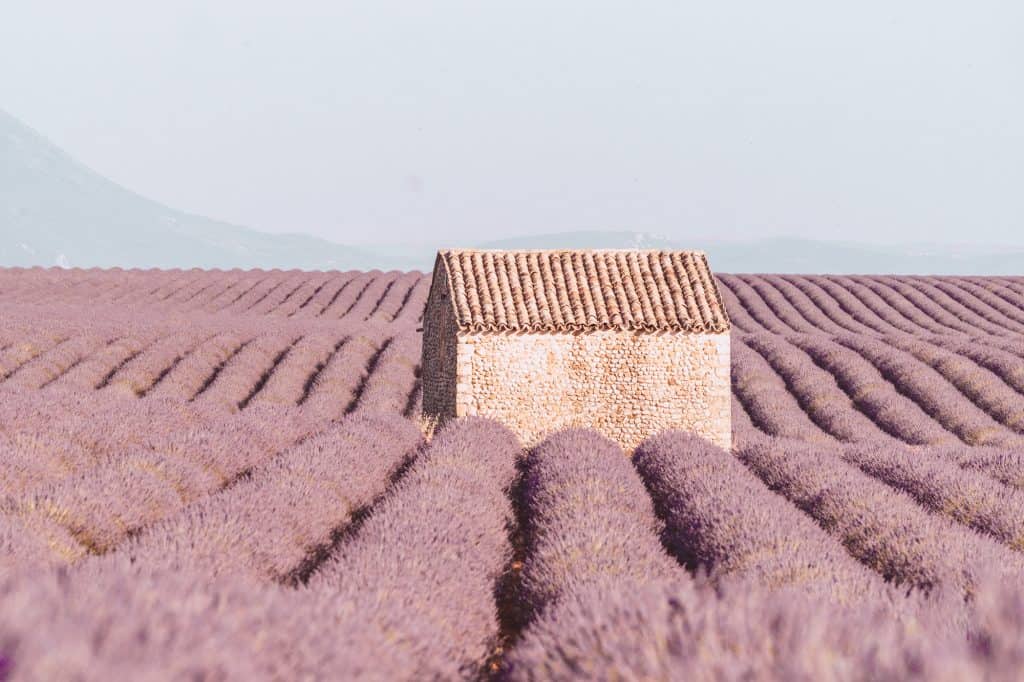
[2,1,1021,246]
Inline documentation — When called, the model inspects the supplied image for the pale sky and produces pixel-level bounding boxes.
[2,1,1021,246]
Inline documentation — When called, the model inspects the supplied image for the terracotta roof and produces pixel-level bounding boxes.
[432,249,731,334]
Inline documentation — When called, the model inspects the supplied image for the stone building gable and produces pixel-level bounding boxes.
[433,250,731,334]
[420,264,458,421]
[420,248,733,451]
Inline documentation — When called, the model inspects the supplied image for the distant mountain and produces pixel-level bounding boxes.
[478,231,1024,275]
[2,110,1020,274]
[0,109,377,270]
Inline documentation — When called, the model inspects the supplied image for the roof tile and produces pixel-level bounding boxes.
[434,249,731,334]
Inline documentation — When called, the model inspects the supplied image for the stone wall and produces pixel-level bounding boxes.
[452,330,731,452]
[420,271,458,423]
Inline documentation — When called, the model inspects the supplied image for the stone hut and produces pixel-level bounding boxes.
[420,249,732,452]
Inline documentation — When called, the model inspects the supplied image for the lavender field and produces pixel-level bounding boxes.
[2,268,1024,679]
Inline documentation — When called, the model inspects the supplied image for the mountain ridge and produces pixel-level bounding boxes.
[0,108,376,270]
[2,110,1020,274]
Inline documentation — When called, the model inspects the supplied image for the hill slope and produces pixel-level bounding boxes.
[0,109,377,270]
[3,110,1020,274]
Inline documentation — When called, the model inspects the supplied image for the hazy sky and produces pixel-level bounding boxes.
[2,1,1021,246]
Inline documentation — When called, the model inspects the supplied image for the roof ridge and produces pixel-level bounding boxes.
[440,248,709,256]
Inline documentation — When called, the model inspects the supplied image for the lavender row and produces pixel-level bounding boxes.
[340,270,401,321]
[943,446,1024,492]
[268,271,332,317]
[319,271,375,318]
[117,413,422,581]
[354,268,417,321]
[288,272,357,318]
[6,334,133,391]
[6,404,318,558]
[838,334,1018,446]
[862,275,1024,336]
[300,327,389,422]
[246,332,342,405]
[5,270,1023,340]
[743,333,888,442]
[730,337,831,441]
[922,277,1024,332]
[393,273,432,324]
[14,401,315,552]
[951,278,1024,329]
[984,335,1024,363]
[732,275,821,333]
[776,275,888,334]
[151,271,226,309]
[368,270,426,322]
[887,335,1024,435]
[716,274,796,334]
[711,277,760,332]
[0,269,433,321]
[894,276,1022,335]
[1,388,216,493]
[0,269,271,310]
[101,330,211,396]
[713,274,1024,337]
[928,335,1024,397]
[218,272,288,315]
[308,417,521,679]
[840,277,966,335]
[193,332,301,411]
[0,566,332,679]
[0,332,68,381]
[867,276,986,336]
[0,384,318,513]
[633,431,882,602]
[907,278,1024,335]
[244,272,313,316]
[790,334,955,444]
[502,575,1024,680]
[350,330,421,416]
[517,429,683,622]
[0,504,89,578]
[823,276,954,335]
[756,275,860,334]
[838,443,1024,551]
[144,331,250,400]
[47,333,160,391]
[737,437,1024,596]
[16,270,1022,334]
[816,275,940,334]
[16,449,219,555]
[10,564,1020,682]
[801,276,919,334]
[730,395,762,446]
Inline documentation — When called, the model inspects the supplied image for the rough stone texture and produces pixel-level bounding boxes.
[421,267,458,420]
[421,250,733,452]
[450,331,730,452]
